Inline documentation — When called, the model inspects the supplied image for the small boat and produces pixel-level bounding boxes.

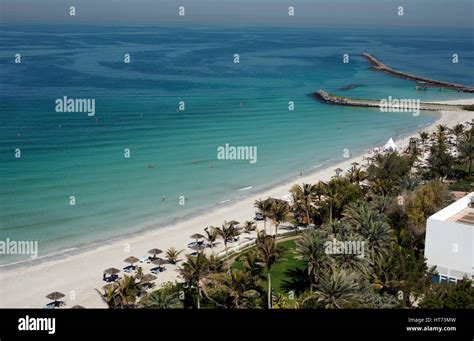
[148,164,156,168]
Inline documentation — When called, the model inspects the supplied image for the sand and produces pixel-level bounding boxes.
[1,100,472,308]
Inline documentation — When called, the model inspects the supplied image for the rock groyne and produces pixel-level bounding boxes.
[314,90,464,111]
[362,53,474,93]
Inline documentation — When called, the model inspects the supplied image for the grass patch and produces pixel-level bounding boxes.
[462,104,474,111]
[232,239,305,294]
[449,176,474,191]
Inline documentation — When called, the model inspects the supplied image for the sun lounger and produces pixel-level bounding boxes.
[150,267,165,274]
[123,265,136,273]
[104,274,120,282]
[44,301,65,309]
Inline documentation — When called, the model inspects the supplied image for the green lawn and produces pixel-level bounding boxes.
[232,239,306,294]
[449,176,474,191]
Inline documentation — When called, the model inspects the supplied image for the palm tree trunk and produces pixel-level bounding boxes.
[267,272,272,309]
[329,201,333,224]
[197,284,201,309]
[263,217,267,234]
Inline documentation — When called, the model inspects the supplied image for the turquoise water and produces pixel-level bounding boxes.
[0,25,473,264]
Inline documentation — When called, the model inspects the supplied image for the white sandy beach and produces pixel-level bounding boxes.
[1,100,472,308]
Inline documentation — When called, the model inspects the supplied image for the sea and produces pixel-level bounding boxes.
[0,25,473,265]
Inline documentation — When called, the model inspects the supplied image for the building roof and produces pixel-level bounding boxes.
[429,192,474,227]
[448,207,474,226]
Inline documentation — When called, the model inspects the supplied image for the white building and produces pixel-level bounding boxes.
[424,192,474,284]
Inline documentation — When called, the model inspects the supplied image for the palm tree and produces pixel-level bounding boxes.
[307,268,363,309]
[97,274,141,309]
[314,181,326,202]
[290,183,316,226]
[321,181,335,223]
[215,221,241,256]
[342,201,378,232]
[243,220,256,234]
[254,198,272,234]
[204,226,219,251]
[347,167,367,185]
[139,290,182,309]
[165,247,183,265]
[239,250,264,280]
[207,254,225,273]
[178,252,209,309]
[451,123,465,148]
[96,284,120,309]
[342,202,392,261]
[436,124,448,137]
[419,131,429,145]
[459,129,473,175]
[256,237,282,309]
[205,270,259,308]
[295,229,331,287]
[268,200,291,238]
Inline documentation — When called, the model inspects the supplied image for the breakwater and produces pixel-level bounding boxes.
[314,90,464,111]
[362,53,474,93]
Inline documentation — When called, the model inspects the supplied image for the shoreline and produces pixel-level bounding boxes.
[0,100,472,308]
[0,119,433,271]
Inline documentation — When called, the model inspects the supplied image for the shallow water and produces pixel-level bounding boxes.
[0,25,472,264]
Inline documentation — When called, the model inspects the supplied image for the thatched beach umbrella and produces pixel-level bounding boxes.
[70,305,85,309]
[46,291,66,307]
[123,256,139,266]
[151,258,166,272]
[351,162,359,167]
[46,291,65,302]
[190,233,205,244]
[148,248,163,260]
[141,274,157,283]
[334,168,343,177]
[151,258,166,267]
[103,268,120,276]
[189,244,206,252]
